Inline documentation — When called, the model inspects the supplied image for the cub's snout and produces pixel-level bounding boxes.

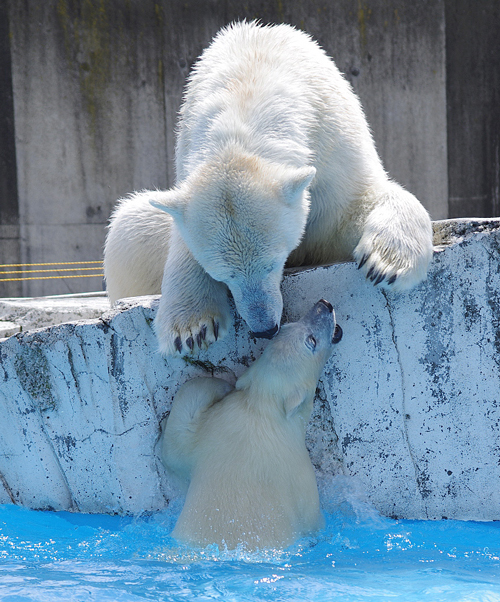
[299,298,342,350]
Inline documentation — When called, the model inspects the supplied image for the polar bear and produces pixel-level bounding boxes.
[158,299,342,550]
[104,21,432,355]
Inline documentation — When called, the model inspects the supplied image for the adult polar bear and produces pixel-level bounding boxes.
[104,21,433,355]
[158,299,342,550]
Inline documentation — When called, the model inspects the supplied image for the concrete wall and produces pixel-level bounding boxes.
[0,1,21,298]
[445,1,500,218]
[0,219,499,521]
[1,1,499,298]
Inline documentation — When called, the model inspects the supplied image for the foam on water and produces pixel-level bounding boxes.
[1,477,499,601]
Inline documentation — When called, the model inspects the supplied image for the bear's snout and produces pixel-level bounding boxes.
[318,298,333,312]
[251,323,280,339]
[302,298,343,346]
[317,299,343,343]
[332,323,343,344]
[315,300,342,343]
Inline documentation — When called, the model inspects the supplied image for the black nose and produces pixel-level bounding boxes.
[318,298,333,312]
[251,324,279,339]
[332,324,343,344]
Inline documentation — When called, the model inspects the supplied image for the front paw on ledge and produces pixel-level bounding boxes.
[154,311,230,356]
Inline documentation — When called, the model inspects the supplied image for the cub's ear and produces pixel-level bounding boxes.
[281,166,316,205]
[284,389,311,418]
[149,187,188,223]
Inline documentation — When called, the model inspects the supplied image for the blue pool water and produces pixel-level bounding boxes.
[1,478,499,602]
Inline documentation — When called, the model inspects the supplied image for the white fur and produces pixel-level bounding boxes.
[104,21,433,355]
[158,301,337,550]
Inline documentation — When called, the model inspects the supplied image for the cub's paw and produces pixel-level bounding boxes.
[154,291,232,356]
[354,202,433,292]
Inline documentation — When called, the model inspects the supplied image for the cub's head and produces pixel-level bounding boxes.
[236,299,342,418]
[151,150,315,339]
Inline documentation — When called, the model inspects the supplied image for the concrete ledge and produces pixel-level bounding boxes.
[0,292,109,338]
[0,219,499,519]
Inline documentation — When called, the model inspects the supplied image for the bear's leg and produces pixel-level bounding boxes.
[158,377,234,487]
[155,228,232,355]
[104,190,173,303]
[353,182,433,291]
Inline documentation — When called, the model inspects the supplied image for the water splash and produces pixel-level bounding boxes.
[1,476,500,601]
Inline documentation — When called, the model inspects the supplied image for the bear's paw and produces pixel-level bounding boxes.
[353,193,433,292]
[154,284,232,356]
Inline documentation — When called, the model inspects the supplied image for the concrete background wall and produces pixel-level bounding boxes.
[0,0,499,297]
[0,1,21,297]
[445,1,500,219]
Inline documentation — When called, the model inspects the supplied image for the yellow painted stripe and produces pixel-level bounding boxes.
[0,274,104,282]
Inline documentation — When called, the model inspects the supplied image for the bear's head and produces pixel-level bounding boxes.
[235,298,342,418]
[150,149,316,339]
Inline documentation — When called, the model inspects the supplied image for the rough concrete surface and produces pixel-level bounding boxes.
[0,292,109,338]
[0,219,499,520]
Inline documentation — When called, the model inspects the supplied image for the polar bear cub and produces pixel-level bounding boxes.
[158,299,342,550]
[104,21,432,356]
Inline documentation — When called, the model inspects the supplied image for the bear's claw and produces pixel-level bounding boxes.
[356,253,400,289]
[156,314,230,356]
[154,271,231,355]
[174,336,183,353]
[196,324,207,347]
[169,323,220,355]
[357,254,368,270]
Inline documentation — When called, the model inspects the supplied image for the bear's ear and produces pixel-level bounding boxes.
[149,188,188,223]
[281,166,316,205]
[284,389,311,418]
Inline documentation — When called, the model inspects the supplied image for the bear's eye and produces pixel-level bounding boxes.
[305,334,317,351]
